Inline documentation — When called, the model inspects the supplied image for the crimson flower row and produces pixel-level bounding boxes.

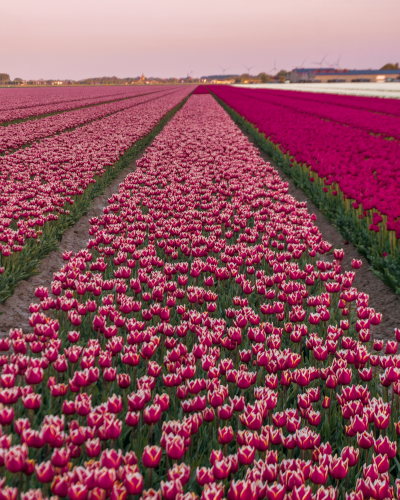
[257,88,400,118]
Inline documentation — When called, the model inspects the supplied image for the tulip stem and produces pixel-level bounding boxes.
[147,467,153,488]
[391,385,395,415]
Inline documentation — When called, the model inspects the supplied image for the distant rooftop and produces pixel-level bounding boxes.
[293,68,334,72]
[293,68,400,75]
[200,74,239,79]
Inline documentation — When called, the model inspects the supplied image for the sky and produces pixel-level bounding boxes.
[1,0,399,80]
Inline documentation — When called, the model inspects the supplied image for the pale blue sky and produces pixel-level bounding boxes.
[1,0,399,80]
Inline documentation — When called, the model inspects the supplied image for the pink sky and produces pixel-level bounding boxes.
[2,0,399,80]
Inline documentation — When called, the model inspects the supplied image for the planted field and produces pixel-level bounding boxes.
[0,87,165,124]
[1,91,400,500]
[210,86,400,295]
[0,88,178,154]
[0,86,192,302]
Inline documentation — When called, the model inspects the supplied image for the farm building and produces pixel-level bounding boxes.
[291,67,400,83]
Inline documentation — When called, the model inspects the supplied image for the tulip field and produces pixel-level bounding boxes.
[0,86,192,302]
[0,86,165,124]
[0,88,178,154]
[209,85,400,295]
[1,86,400,500]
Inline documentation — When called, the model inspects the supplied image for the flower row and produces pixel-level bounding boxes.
[249,87,400,118]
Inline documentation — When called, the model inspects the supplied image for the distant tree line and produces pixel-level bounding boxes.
[381,63,399,70]
[234,71,289,84]
[0,73,10,83]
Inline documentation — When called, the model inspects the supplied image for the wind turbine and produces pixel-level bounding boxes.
[219,65,230,74]
[243,64,255,74]
[332,55,341,69]
[269,59,277,75]
[312,54,328,67]
[187,71,193,79]
[298,58,307,69]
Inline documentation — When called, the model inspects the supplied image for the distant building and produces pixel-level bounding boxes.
[200,74,239,83]
[52,80,63,85]
[291,68,400,83]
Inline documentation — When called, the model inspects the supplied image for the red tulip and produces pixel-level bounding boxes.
[265,482,286,500]
[168,463,191,486]
[161,480,183,500]
[68,482,88,500]
[142,445,162,468]
[218,426,234,444]
[238,445,255,465]
[166,435,185,460]
[228,480,257,500]
[330,456,349,480]
[213,458,231,480]
[143,404,162,425]
[35,461,55,483]
[196,466,214,486]
[51,476,70,497]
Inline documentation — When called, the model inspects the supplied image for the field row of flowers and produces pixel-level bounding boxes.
[0,88,176,154]
[209,86,400,294]
[0,87,192,303]
[1,91,400,499]
[243,88,400,118]
[232,88,400,140]
[0,87,165,124]
[0,87,147,113]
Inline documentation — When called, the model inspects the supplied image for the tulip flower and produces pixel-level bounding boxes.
[168,463,191,486]
[196,467,214,486]
[238,445,255,465]
[124,471,144,495]
[166,435,185,460]
[161,480,183,500]
[373,436,397,458]
[341,446,359,467]
[213,458,231,480]
[142,446,162,468]
[265,482,286,500]
[357,431,374,449]
[329,456,348,480]
[228,480,257,500]
[68,482,88,500]
[0,488,18,500]
[35,461,55,483]
[218,426,234,444]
